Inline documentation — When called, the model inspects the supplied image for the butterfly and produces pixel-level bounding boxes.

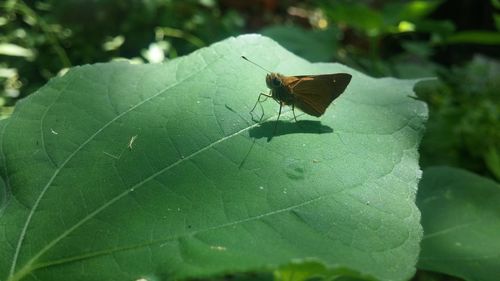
[243,56,352,132]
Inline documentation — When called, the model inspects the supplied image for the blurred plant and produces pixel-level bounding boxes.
[260,0,499,79]
[1,0,69,117]
[255,0,451,78]
[0,0,245,117]
[318,0,454,77]
[417,55,500,180]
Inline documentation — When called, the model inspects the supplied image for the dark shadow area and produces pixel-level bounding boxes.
[249,120,333,142]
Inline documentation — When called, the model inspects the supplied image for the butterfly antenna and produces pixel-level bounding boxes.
[241,56,271,73]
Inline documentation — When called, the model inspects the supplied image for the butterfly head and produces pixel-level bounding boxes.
[266,73,283,89]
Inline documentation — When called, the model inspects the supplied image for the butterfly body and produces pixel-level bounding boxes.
[266,73,295,105]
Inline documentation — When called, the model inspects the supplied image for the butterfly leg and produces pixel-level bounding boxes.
[273,102,283,135]
[250,92,272,122]
[291,104,299,122]
[291,103,307,132]
[250,93,272,112]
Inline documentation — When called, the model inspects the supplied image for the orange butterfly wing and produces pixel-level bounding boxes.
[281,74,352,117]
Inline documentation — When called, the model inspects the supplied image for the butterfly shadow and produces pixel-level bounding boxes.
[249,120,333,142]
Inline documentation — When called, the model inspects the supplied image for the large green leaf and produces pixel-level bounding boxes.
[0,35,427,281]
[417,166,500,281]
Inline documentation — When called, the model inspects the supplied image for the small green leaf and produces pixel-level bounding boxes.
[275,260,378,281]
[445,31,500,45]
[326,4,384,35]
[0,35,427,281]
[260,25,339,62]
[417,166,500,281]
